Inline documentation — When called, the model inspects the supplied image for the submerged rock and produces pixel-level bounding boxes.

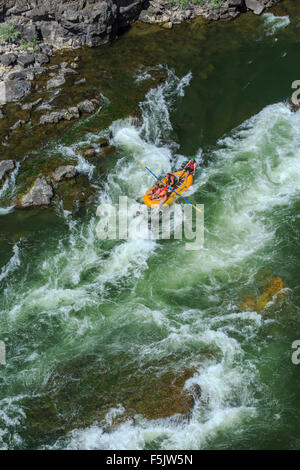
[53,165,78,182]
[61,68,77,76]
[19,177,54,207]
[47,74,66,90]
[82,148,96,159]
[74,78,87,86]
[10,120,26,131]
[99,137,109,148]
[240,277,286,312]
[21,98,43,111]
[127,369,200,420]
[0,160,15,184]
[161,22,173,29]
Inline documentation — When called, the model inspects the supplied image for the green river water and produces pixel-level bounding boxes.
[1,0,300,450]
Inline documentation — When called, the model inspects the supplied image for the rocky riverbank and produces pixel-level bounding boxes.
[0,0,283,106]
[0,0,284,110]
[139,0,281,26]
[0,0,283,49]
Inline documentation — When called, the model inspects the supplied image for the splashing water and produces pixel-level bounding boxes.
[262,13,290,36]
[0,56,299,450]
[0,163,20,208]
[0,244,21,285]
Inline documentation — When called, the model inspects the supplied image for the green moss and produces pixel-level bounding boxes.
[54,175,97,211]
[168,0,205,7]
[15,156,67,202]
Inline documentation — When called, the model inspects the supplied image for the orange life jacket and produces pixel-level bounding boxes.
[159,187,168,199]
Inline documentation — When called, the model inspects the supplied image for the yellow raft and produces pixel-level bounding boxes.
[143,171,194,207]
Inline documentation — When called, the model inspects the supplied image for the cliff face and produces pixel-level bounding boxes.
[0,0,283,49]
[0,0,147,48]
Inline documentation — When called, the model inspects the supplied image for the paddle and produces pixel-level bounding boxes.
[138,160,202,213]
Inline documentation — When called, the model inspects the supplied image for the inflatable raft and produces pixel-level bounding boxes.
[143,171,194,207]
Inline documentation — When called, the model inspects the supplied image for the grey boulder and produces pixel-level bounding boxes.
[21,98,43,111]
[18,24,39,43]
[0,79,31,104]
[17,54,35,68]
[228,0,245,6]
[10,120,25,131]
[47,74,66,89]
[0,160,15,184]
[53,165,78,182]
[40,106,80,124]
[245,0,265,15]
[35,53,50,65]
[20,177,53,207]
[78,100,96,114]
[0,53,17,67]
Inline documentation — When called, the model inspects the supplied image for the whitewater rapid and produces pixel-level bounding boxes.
[0,63,298,450]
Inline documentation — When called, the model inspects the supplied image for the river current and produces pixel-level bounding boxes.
[0,1,300,450]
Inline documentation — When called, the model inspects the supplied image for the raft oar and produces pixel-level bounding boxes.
[138,160,202,213]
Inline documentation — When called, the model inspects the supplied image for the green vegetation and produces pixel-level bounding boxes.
[168,0,192,7]
[0,22,20,44]
[166,0,206,8]
[21,34,40,51]
[210,0,222,8]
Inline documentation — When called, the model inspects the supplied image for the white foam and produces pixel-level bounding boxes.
[47,99,300,450]
[0,163,20,200]
[0,206,14,216]
[49,143,95,180]
[3,68,296,451]
[262,13,290,36]
[0,244,20,284]
[175,102,300,280]
[0,394,30,450]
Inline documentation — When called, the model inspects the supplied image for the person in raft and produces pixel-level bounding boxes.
[158,185,169,208]
[165,173,177,189]
[179,158,196,180]
[137,182,161,200]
